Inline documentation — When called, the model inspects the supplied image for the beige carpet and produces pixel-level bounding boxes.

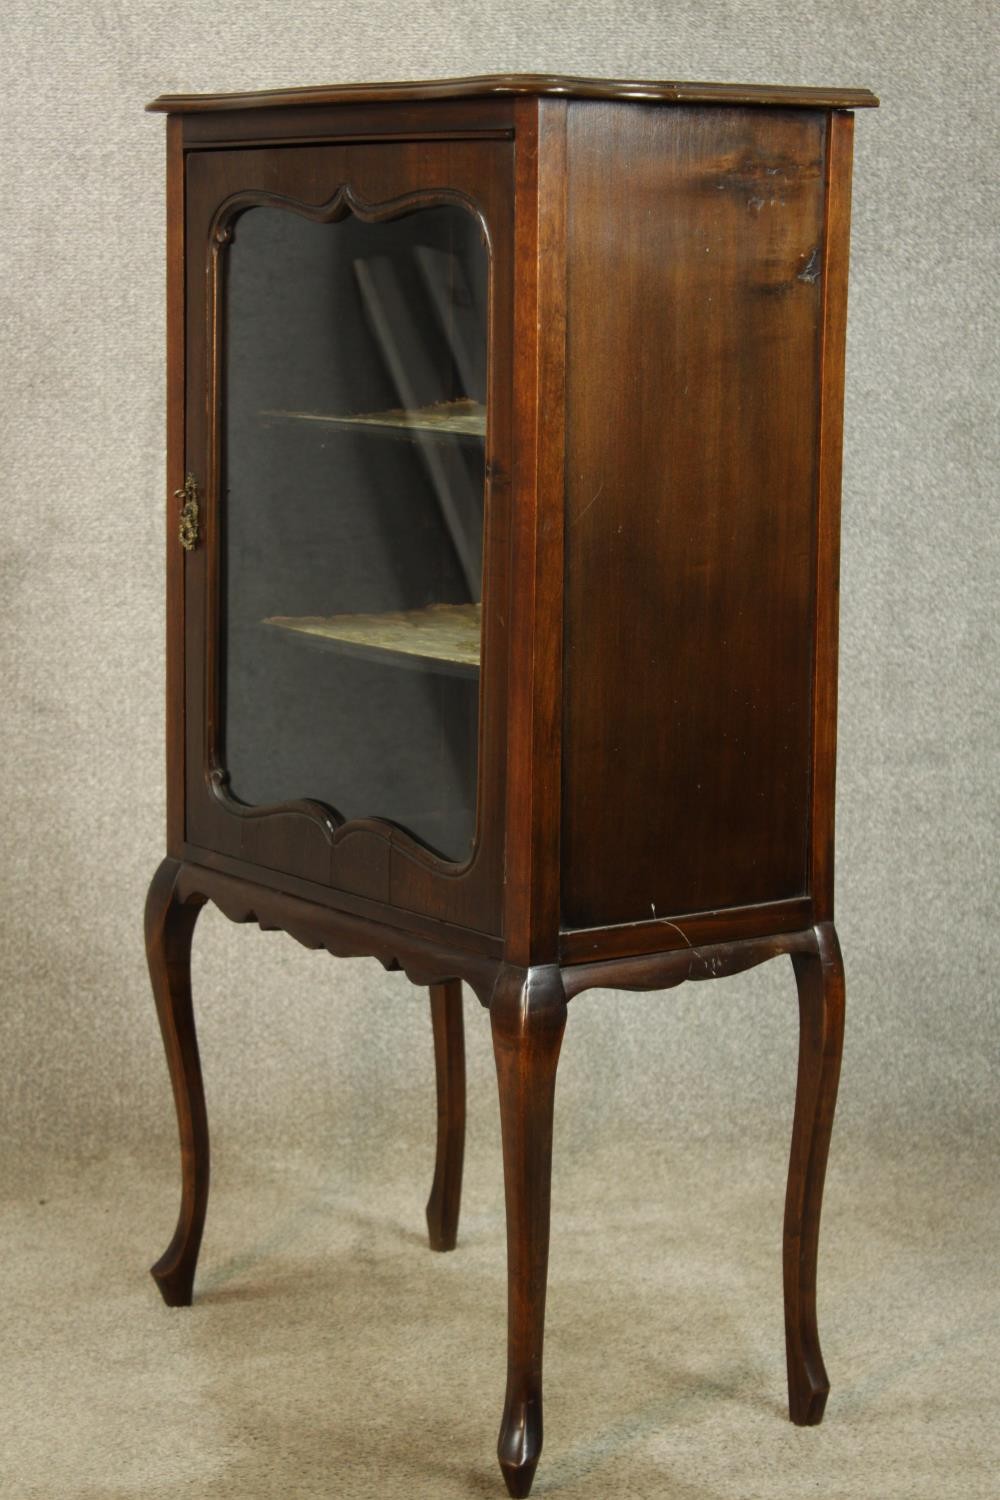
[3,1129,996,1499]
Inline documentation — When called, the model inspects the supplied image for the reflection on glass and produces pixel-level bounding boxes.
[222,203,487,861]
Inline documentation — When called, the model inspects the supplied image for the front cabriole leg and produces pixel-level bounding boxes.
[491,964,568,1498]
[426,979,466,1251]
[145,857,209,1307]
[784,921,845,1424]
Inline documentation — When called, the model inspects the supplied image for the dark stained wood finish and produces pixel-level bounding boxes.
[165,116,186,854]
[560,895,813,964]
[152,858,834,1013]
[165,95,863,967]
[784,922,845,1424]
[562,103,827,930]
[171,861,501,1004]
[809,113,855,921]
[503,99,567,966]
[426,980,466,1251]
[176,840,505,958]
[179,97,516,151]
[490,965,568,1498]
[147,73,878,114]
[563,923,819,999]
[146,857,209,1306]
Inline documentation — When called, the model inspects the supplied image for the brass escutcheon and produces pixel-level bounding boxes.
[175,473,200,551]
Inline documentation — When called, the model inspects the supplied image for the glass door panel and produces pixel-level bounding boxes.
[221,202,488,862]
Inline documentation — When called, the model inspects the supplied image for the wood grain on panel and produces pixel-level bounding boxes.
[562,103,828,929]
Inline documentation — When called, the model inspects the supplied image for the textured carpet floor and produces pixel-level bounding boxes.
[3,1131,996,1499]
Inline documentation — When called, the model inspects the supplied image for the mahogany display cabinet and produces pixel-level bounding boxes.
[144,74,877,1497]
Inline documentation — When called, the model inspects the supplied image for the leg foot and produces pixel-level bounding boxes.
[426,980,466,1252]
[784,922,845,1424]
[145,858,208,1307]
[497,1392,542,1497]
[491,965,567,1499]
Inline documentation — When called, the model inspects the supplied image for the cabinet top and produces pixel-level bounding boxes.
[146,72,878,114]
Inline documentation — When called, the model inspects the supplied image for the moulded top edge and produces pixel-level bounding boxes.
[146,72,879,114]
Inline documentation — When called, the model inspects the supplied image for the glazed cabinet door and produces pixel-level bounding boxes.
[178,140,513,934]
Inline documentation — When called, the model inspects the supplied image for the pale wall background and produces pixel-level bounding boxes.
[1,3,997,1180]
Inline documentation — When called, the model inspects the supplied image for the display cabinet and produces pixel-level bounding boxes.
[145,74,877,1497]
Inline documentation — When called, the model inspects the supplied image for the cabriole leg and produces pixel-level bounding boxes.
[491,964,567,1499]
[145,857,208,1307]
[784,922,845,1424]
[426,979,466,1252]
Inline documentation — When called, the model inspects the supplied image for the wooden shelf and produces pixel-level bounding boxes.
[265,600,482,678]
[261,398,486,438]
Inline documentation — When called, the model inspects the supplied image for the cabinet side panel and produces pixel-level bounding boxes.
[562,103,826,928]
